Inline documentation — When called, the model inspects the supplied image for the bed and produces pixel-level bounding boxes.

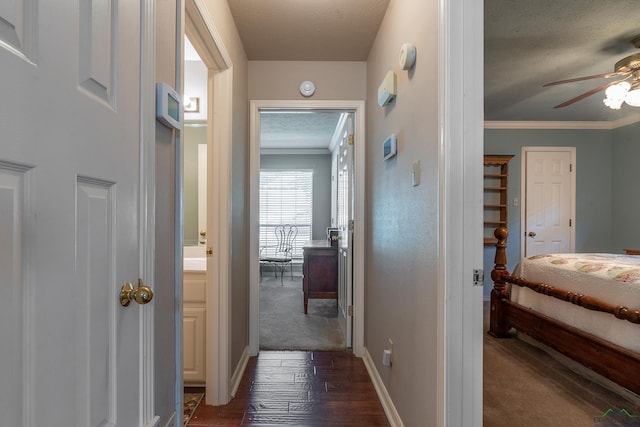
[489,227,640,395]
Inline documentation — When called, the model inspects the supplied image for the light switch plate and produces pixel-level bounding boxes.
[412,160,421,186]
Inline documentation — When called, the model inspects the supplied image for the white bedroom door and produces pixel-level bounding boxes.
[337,113,354,347]
[522,147,575,257]
[0,2,150,426]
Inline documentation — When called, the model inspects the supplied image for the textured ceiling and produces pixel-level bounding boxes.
[260,111,344,150]
[485,0,640,122]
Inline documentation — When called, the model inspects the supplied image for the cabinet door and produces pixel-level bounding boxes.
[183,306,206,383]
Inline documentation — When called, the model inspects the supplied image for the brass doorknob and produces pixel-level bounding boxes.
[120,279,154,307]
[528,231,537,237]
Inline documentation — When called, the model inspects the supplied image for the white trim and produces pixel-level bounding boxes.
[230,346,250,397]
[485,115,640,130]
[261,148,331,155]
[519,146,576,257]
[184,0,234,406]
[207,67,233,405]
[156,412,176,427]
[361,348,404,427]
[174,0,186,423]
[248,100,366,357]
[140,0,157,424]
[185,0,232,69]
[440,0,484,425]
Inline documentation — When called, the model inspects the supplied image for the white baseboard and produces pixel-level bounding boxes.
[155,412,174,427]
[230,346,250,397]
[362,348,404,427]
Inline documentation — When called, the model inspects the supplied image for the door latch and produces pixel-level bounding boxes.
[473,269,484,287]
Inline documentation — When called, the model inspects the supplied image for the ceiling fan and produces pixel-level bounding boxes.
[544,36,640,110]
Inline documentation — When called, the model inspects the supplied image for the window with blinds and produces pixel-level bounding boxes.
[259,169,313,258]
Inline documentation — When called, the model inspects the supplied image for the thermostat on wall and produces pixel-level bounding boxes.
[156,82,182,129]
[383,134,397,160]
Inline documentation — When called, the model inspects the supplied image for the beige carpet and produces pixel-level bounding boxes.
[259,273,345,350]
[483,302,640,426]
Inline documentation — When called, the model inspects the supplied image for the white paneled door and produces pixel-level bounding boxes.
[523,147,575,257]
[337,113,354,347]
[0,1,149,426]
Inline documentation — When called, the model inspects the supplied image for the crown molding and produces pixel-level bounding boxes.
[485,114,640,130]
[260,148,331,155]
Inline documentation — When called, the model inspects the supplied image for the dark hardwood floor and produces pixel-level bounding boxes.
[188,350,390,426]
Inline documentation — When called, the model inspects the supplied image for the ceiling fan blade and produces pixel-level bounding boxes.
[552,81,620,108]
[543,71,630,87]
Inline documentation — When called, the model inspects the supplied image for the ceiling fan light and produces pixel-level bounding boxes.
[605,81,630,99]
[625,88,640,107]
[603,82,631,109]
[604,97,624,110]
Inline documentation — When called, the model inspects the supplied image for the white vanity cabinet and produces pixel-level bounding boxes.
[183,270,206,384]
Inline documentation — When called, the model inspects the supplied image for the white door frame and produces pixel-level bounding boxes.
[141,0,158,423]
[184,0,234,406]
[520,146,576,256]
[248,100,366,357]
[439,0,484,425]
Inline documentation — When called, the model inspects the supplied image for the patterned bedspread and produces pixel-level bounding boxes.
[522,253,640,286]
[511,253,640,352]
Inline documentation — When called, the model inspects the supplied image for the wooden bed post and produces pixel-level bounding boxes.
[489,226,510,337]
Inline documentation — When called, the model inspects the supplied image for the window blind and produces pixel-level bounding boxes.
[259,169,313,258]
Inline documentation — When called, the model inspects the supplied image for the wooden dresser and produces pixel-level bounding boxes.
[302,240,338,314]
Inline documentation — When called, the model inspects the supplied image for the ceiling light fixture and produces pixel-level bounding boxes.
[602,80,640,110]
[624,82,640,107]
[603,81,630,110]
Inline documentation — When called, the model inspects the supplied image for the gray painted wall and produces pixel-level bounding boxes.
[483,127,621,299]
[154,1,178,422]
[260,153,332,242]
[365,0,440,424]
[612,122,640,251]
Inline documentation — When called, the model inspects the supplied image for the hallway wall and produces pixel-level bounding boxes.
[155,1,179,422]
[248,61,366,100]
[365,0,440,425]
[202,0,250,384]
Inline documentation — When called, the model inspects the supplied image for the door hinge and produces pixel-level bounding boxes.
[348,220,354,231]
[347,305,354,316]
[569,219,572,227]
[206,247,213,257]
[348,134,354,145]
[473,269,484,287]
[570,163,573,172]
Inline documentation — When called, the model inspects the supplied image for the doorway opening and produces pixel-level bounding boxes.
[249,100,366,357]
[258,110,351,351]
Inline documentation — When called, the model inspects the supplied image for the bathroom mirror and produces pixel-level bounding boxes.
[184,122,207,246]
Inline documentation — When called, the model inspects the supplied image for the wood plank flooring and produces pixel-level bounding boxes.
[188,350,390,426]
